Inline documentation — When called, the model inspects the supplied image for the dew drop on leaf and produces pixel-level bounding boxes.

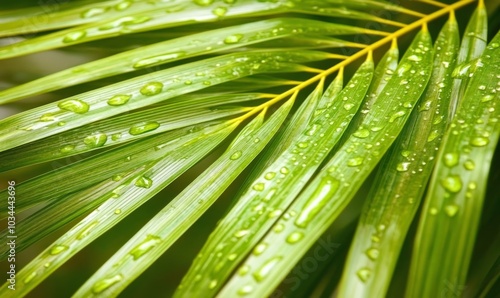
[84,133,108,148]
[443,152,459,167]
[58,99,89,114]
[444,204,459,217]
[23,272,37,284]
[441,175,463,193]
[140,82,163,96]
[286,232,304,244]
[129,121,160,135]
[224,34,244,44]
[470,136,489,147]
[347,157,364,167]
[49,245,68,255]
[253,256,282,281]
[365,247,379,260]
[92,274,123,294]
[135,176,153,188]
[295,176,339,228]
[62,31,86,43]
[129,235,161,260]
[107,94,131,106]
[356,268,371,282]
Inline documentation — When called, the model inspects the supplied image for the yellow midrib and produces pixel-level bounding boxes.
[234,0,476,123]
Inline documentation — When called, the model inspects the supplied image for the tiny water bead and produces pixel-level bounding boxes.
[49,245,68,255]
[224,34,244,44]
[234,229,249,238]
[194,0,215,6]
[140,81,163,96]
[39,113,56,122]
[76,221,99,240]
[253,243,268,255]
[208,280,218,289]
[107,94,131,106]
[129,121,160,135]
[81,7,108,18]
[464,160,475,170]
[23,271,37,284]
[389,110,406,123]
[305,123,321,136]
[62,31,87,43]
[133,52,186,68]
[280,167,289,174]
[58,99,89,114]
[264,172,276,180]
[115,1,132,10]
[273,223,285,233]
[129,235,161,260]
[92,274,123,294]
[84,133,108,148]
[230,151,242,160]
[441,175,463,193]
[253,183,265,191]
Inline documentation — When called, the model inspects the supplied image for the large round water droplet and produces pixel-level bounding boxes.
[140,82,163,96]
[129,235,161,260]
[224,34,243,44]
[365,247,379,260]
[129,121,160,135]
[441,175,463,193]
[230,151,242,160]
[58,99,89,114]
[443,152,459,167]
[353,128,370,139]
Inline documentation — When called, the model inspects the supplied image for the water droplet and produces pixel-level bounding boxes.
[228,253,238,261]
[208,279,218,289]
[444,204,459,217]
[92,274,123,294]
[107,94,131,106]
[280,167,289,174]
[237,285,253,295]
[23,271,37,284]
[238,265,250,276]
[286,232,304,244]
[253,243,268,255]
[58,99,89,114]
[76,221,99,240]
[114,209,121,214]
[39,113,56,122]
[84,133,108,148]
[429,207,438,215]
[111,133,122,141]
[464,160,475,170]
[115,1,132,10]
[253,256,282,282]
[129,121,160,135]
[194,0,215,6]
[443,152,459,167]
[297,142,308,149]
[234,230,249,238]
[60,145,75,153]
[133,52,185,68]
[470,136,489,147]
[253,183,265,191]
[441,175,462,193]
[140,81,163,96]
[129,235,161,260]
[81,7,107,18]
[212,6,227,16]
[58,121,66,126]
[427,130,439,142]
[305,123,321,136]
[344,103,355,110]
[481,95,494,102]
[365,248,379,260]
[230,150,242,160]
[468,182,477,190]
[224,34,243,44]
[357,268,371,282]
[347,157,364,167]
[401,150,411,157]
[62,31,86,43]
[389,110,406,123]
[264,172,276,180]
[397,63,412,76]
[408,54,422,62]
[135,176,153,188]
[396,162,410,172]
[49,245,68,255]
[353,128,370,138]
[295,176,339,228]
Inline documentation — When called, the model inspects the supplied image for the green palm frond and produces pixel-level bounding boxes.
[0,0,498,297]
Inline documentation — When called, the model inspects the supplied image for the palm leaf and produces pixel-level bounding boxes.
[0,0,497,297]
